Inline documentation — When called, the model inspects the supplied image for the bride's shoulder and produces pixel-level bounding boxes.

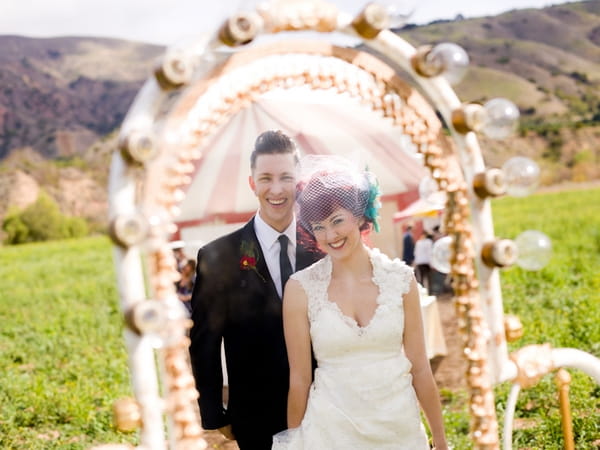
[292,255,331,283]
[369,247,411,275]
[369,247,413,299]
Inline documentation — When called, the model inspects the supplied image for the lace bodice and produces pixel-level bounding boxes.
[274,248,429,449]
[291,247,414,368]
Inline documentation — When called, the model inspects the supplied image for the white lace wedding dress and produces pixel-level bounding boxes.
[273,248,430,449]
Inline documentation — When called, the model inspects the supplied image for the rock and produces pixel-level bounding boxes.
[0,169,40,216]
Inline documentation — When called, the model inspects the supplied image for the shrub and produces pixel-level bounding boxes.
[2,208,29,244]
[2,192,89,244]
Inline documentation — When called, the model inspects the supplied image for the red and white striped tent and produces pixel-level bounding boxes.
[173,87,429,254]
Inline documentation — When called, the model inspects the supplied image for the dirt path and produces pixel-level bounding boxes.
[202,430,238,449]
[431,293,467,391]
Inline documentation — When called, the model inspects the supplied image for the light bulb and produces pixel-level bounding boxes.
[146,297,190,348]
[481,98,519,139]
[418,176,437,201]
[165,295,190,321]
[502,156,540,197]
[128,299,168,348]
[427,42,470,85]
[379,1,416,28]
[515,230,552,271]
[431,236,453,274]
[109,212,149,248]
[418,176,446,205]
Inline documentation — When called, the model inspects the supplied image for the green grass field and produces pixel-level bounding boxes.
[491,187,600,449]
[0,187,598,449]
[0,238,136,449]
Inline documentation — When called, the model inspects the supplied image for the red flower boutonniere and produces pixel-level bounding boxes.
[240,240,265,282]
[240,255,256,270]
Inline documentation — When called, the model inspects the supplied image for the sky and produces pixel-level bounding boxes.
[1,0,570,46]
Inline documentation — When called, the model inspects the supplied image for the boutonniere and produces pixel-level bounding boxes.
[240,240,265,282]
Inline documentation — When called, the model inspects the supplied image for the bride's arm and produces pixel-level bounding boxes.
[403,277,449,450]
[282,279,312,428]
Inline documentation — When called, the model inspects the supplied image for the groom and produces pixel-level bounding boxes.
[189,130,322,449]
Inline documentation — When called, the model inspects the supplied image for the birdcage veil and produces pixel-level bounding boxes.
[296,154,382,235]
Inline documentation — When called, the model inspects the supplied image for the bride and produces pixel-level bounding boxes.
[273,156,449,449]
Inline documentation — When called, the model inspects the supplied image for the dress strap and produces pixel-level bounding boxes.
[369,248,414,306]
[290,256,331,320]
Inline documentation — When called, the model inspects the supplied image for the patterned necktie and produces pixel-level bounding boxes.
[278,234,293,296]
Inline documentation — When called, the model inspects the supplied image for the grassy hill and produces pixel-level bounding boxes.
[400,2,600,124]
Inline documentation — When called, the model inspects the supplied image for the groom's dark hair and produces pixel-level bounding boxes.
[251,130,299,169]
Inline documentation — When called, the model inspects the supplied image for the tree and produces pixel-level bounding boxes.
[2,208,29,244]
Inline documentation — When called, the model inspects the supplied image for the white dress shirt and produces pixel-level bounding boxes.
[254,212,297,298]
[414,237,433,265]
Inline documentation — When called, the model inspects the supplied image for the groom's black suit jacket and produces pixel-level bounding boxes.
[189,218,320,448]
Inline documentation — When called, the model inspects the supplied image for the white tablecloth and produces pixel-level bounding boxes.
[419,288,448,360]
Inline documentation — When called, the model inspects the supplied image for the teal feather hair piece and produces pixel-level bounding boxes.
[364,169,382,233]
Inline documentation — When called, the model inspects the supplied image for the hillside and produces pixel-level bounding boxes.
[0,36,162,159]
[398,1,600,184]
[0,1,599,231]
[400,1,600,123]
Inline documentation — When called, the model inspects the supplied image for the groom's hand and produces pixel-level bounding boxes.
[218,425,235,440]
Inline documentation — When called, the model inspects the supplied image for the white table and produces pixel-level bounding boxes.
[419,287,448,360]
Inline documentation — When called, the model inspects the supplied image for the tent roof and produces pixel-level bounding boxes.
[393,196,445,222]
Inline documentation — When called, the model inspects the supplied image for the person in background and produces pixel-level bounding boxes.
[432,225,443,242]
[172,243,188,273]
[414,232,434,294]
[176,259,196,314]
[402,223,415,266]
[188,130,323,450]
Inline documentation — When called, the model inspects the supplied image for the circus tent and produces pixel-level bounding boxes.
[172,87,430,253]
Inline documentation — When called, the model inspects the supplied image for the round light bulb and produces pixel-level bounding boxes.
[379,1,416,28]
[145,297,190,348]
[481,98,519,139]
[515,230,552,271]
[431,236,453,274]
[418,176,447,206]
[419,176,437,201]
[502,156,540,197]
[165,295,190,321]
[131,300,168,349]
[427,42,470,85]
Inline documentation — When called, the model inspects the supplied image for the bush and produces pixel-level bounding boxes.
[2,192,89,244]
[2,209,29,244]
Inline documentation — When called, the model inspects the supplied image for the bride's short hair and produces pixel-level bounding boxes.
[295,156,381,252]
[297,172,372,234]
